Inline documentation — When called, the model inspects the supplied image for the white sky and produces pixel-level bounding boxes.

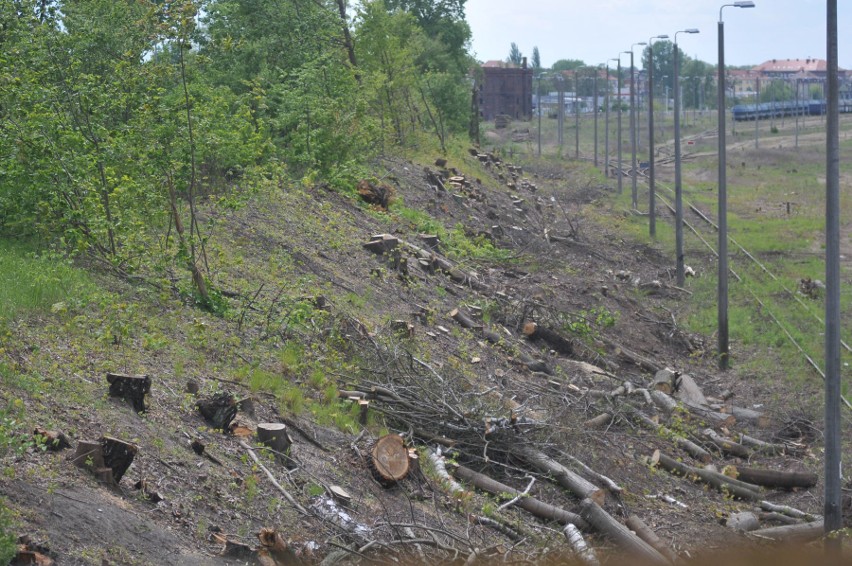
[465,1,851,70]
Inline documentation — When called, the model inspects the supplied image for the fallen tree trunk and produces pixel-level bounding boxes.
[452,465,588,530]
[650,390,736,428]
[557,450,623,494]
[733,467,818,489]
[748,521,825,543]
[449,308,482,331]
[702,428,751,459]
[737,433,787,455]
[625,515,678,563]
[719,405,771,428]
[726,512,760,532]
[629,409,712,464]
[758,501,820,522]
[584,413,612,429]
[652,451,761,501]
[426,449,466,496]
[511,446,605,505]
[563,523,600,566]
[579,499,669,564]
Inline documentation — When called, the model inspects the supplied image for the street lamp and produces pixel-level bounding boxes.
[718,0,755,370]
[674,29,699,287]
[594,66,602,168]
[605,60,618,177]
[537,73,546,157]
[629,42,646,210]
[647,34,668,237]
[617,54,627,194]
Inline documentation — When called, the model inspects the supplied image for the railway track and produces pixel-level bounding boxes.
[616,161,852,412]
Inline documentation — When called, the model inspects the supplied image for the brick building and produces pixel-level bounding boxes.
[477,59,533,121]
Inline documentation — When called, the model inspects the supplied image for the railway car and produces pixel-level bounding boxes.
[732,98,852,121]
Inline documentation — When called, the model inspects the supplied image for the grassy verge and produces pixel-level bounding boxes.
[0,240,94,323]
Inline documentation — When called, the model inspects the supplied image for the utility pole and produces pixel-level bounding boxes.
[824,0,842,557]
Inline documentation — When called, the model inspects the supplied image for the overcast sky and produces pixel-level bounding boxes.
[465,1,851,70]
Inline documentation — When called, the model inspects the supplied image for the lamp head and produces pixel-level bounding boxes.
[734,1,755,7]
[685,28,700,34]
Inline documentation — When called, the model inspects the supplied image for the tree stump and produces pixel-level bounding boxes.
[651,368,677,395]
[100,436,138,483]
[106,372,151,412]
[33,427,71,451]
[369,434,410,486]
[256,423,293,462]
[197,392,238,432]
[71,437,137,484]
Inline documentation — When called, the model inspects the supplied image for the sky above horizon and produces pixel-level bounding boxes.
[465,1,851,70]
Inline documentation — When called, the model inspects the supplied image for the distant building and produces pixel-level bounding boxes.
[753,58,828,78]
[477,59,533,121]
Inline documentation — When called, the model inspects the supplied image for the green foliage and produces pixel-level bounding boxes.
[0,500,15,566]
[0,241,94,321]
[507,42,523,66]
[0,400,33,457]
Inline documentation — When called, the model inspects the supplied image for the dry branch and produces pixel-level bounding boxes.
[239,440,308,516]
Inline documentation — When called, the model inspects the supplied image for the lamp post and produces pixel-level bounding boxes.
[617,55,625,194]
[557,75,565,149]
[674,29,699,287]
[661,75,669,142]
[647,34,668,237]
[594,67,601,168]
[537,73,544,157]
[605,60,616,177]
[575,74,581,159]
[629,43,646,210]
[717,1,755,370]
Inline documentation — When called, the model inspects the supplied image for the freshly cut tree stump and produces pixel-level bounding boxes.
[71,437,137,484]
[100,436,138,483]
[197,392,238,432]
[369,434,410,485]
[106,372,151,412]
[256,423,293,462]
[651,369,677,395]
[523,322,574,356]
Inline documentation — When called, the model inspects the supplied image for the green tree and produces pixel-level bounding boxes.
[508,42,523,66]
[552,59,586,72]
[531,46,541,71]
[759,79,793,103]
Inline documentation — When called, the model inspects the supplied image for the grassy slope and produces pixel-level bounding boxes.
[0,126,849,562]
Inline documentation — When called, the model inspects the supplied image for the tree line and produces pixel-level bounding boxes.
[0,0,474,307]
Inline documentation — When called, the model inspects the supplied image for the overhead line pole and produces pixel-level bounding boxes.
[824,0,842,557]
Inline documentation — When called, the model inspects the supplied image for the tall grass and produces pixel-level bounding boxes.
[0,240,93,322]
